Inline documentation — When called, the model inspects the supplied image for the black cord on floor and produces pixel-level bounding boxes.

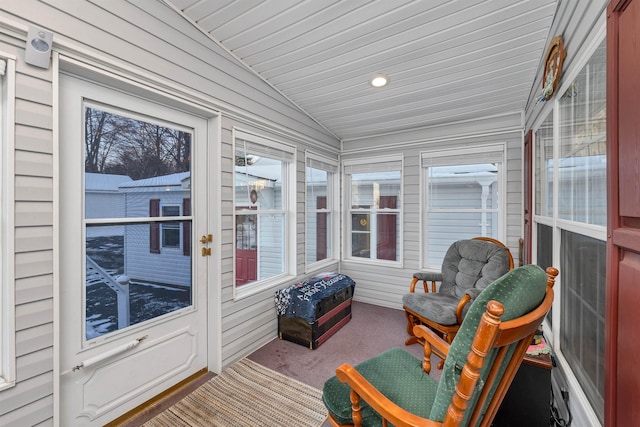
[550,385,572,426]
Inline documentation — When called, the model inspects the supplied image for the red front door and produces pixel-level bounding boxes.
[236,210,257,285]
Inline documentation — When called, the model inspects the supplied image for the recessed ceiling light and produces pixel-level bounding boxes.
[370,74,389,88]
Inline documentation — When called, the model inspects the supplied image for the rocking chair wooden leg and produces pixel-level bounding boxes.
[405,336,420,346]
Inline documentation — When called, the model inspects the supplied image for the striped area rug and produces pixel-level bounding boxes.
[143,358,327,427]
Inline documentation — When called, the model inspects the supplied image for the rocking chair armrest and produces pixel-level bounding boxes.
[410,272,442,293]
[335,363,443,427]
[414,325,450,360]
[455,294,472,324]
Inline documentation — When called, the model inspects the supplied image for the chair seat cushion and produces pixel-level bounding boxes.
[322,347,438,426]
[402,293,461,325]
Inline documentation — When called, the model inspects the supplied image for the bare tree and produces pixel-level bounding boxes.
[85,108,124,173]
[85,107,192,180]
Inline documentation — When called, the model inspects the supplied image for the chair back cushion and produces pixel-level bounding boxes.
[439,239,511,298]
[428,264,548,423]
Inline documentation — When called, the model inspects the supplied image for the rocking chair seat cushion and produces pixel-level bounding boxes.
[402,293,462,325]
[322,347,438,426]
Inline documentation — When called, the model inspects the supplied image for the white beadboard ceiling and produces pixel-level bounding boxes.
[163,0,558,141]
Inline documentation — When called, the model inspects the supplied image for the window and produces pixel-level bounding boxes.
[234,130,295,295]
[535,114,554,218]
[533,37,606,424]
[557,45,607,227]
[557,38,606,422]
[0,56,15,390]
[421,146,505,268]
[161,205,181,249]
[305,152,338,270]
[344,156,402,264]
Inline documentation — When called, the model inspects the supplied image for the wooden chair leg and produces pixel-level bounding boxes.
[404,310,423,346]
[436,331,457,370]
[405,336,420,346]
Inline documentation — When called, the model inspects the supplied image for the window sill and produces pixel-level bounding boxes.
[305,258,339,274]
[233,273,296,300]
[342,257,403,268]
[0,377,15,392]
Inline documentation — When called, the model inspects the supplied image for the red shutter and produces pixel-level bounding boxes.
[149,199,160,254]
[316,196,327,261]
[183,198,191,256]
[377,196,397,261]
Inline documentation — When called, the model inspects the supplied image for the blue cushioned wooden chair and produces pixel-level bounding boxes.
[322,265,558,427]
[403,237,514,348]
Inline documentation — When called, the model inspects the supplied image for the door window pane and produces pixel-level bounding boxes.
[84,105,193,340]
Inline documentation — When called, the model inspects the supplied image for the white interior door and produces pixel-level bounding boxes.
[59,73,210,425]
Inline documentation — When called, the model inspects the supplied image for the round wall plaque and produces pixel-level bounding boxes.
[541,35,567,101]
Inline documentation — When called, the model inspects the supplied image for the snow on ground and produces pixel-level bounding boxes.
[85,236,191,340]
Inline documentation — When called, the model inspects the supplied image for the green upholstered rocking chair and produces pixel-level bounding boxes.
[322,265,558,427]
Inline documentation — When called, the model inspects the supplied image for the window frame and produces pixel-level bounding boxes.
[420,144,506,270]
[304,151,339,273]
[342,155,403,267]
[160,203,182,250]
[531,25,606,426]
[232,128,296,299]
[0,54,16,391]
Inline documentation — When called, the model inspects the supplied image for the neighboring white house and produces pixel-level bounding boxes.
[118,172,192,288]
[84,172,132,238]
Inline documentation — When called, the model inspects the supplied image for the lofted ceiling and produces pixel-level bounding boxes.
[163,0,558,141]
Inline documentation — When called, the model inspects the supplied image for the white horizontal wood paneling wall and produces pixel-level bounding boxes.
[219,116,339,367]
[0,38,55,425]
[340,115,522,310]
[0,0,339,424]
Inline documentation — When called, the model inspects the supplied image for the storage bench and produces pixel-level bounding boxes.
[275,273,356,349]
